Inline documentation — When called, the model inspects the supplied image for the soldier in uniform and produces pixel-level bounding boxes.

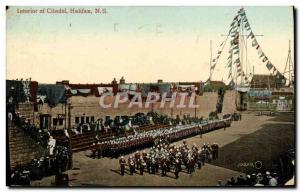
[128,156,135,175]
[196,149,202,169]
[97,142,102,159]
[161,158,167,176]
[90,143,96,159]
[151,157,156,174]
[215,143,219,159]
[134,151,141,169]
[174,158,181,179]
[119,156,126,176]
[139,157,146,175]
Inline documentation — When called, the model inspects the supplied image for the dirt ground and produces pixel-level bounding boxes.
[31,112,295,187]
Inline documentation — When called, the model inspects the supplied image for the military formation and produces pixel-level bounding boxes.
[119,139,219,178]
[90,117,230,159]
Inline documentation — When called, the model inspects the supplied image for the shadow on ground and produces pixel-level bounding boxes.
[211,120,295,175]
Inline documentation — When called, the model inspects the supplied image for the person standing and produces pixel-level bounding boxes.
[119,156,126,176]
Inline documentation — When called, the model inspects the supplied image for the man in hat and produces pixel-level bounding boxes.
[139,157,146,175]
[119,156,126,176]
[128,156,135,175]
[174,158,181,179]
[90,143,97,159]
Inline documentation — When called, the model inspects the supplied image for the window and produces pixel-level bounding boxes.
[81,117,85,124]
[91,116,95,122]
[53,118,58,126]
[86,116,90,123]
[59,118,64,126]
[75,117,80,124]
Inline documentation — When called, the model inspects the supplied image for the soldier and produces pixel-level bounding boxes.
[196,150,202,169]
[151,157,156,174]
[135,151,141,169]
[215,143,219,159]
[90,143,96,159]
[119,156,126,176]
[140,157,146,175]
[174,158,181,179]
[145,155,151,173]
[128,156,135,175]
[200,149,206,166]
[97,142,102,159]
[161,158,167,176]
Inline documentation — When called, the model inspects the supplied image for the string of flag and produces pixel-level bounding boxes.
[240,8,286,84]
[209,7,286,85]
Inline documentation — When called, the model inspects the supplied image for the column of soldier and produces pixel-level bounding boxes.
[90,116,229,159]
[119,139,219,179]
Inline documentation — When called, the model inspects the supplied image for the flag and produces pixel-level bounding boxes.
[256,45,260,50]
[227,60,232,67]
[234,49,239,54]
[247,32,253,39]
[272,67,277,74]
[244,22,250,28]
[259,51,265,58]
[211,64,216,70]
[230,21,236,27]
[218,51,222,54]
[232,45,239,50]
[234,58,240,64]
[252,39,258,47]
[216,55,220,59]
[237,63,241,68]
[262,56,268,62]
[228,72,232,79]
[266,61,273,70]
[231,37,239,45]
[212,59,216,62]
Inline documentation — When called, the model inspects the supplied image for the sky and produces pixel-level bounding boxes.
[6,6,294,84]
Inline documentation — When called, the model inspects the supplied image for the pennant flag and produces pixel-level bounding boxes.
[262,56,268,62]
[259,52,265,58]
[218,51,222,54]
[237,63,241,68]
[234,58,240,64]
[272,67,277,74]
[232,45,239,50]
[256,45,260,50]
[227,60,232,67]
[216,55,220,59]
[212,59,216,62]
[252,39,258,47]
[211,64,216,70]
[266,61,273,70]
[234,50,239,54]
[227,54,232,60]
[228,72,232,79]
[247,32,253,39]
[231,37,239,45]
[244,22,250,28]
[230,21,236,27]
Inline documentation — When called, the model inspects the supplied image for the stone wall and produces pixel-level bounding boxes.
[8,103,47,171]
